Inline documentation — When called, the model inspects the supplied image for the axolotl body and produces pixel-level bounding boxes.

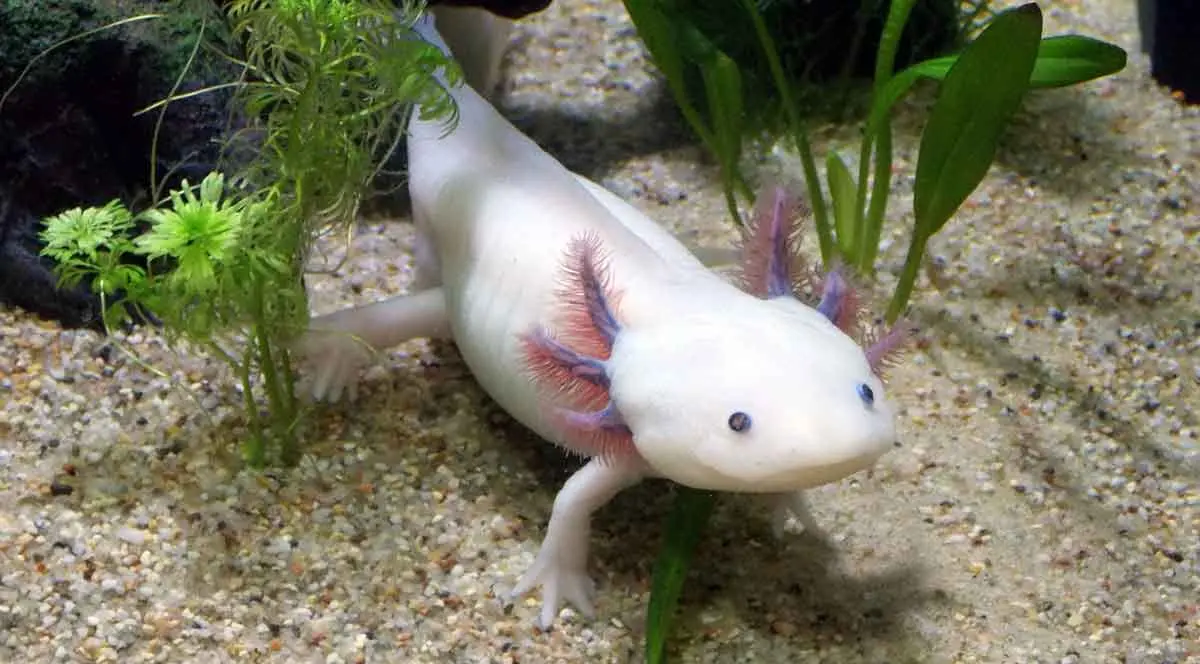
[300,11,909,629]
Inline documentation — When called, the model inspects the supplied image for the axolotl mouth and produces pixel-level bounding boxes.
[685,441,897,494]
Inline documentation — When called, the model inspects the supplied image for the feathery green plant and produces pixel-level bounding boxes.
[40,173,299,466]
[221,0,459,238]
[625,1,1126,660]
[38,0,460,466]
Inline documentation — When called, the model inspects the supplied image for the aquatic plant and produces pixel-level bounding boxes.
[37,0,459,466]
[40,173,301,467]
[640,0,972,147]
[622,0,1126,659]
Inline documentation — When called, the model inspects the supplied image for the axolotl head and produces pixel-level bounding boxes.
[521,221,910,495]
[607,293,897,493]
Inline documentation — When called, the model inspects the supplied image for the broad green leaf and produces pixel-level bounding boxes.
[825,150,859,260]
[912,3,1042,241]
[872,35,1125,139]
[700,44,744,176]
[894,34,1126,91]
[679,21,743,155]
[623,0,744,211]
[1027,35,1127,88]
[622,1,688,99]
[645,487,716,664]
[680,19,749,223]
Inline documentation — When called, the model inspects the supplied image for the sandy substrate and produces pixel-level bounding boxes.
[1,0,1197,662]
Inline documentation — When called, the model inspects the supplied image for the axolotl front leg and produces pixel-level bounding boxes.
[507,233,659,629]
[509,456,647,628]
[300,287,451,401]
[300,214,449,402]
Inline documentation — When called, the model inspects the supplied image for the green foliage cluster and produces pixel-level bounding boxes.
[224,0,460,235]
[38,0,460,466]
[623,0,1127,659]
[40,173,303,466]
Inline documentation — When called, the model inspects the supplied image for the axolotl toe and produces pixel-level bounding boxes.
[298,9,912,632]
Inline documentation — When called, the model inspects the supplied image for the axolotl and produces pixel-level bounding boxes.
[299,10,910,629]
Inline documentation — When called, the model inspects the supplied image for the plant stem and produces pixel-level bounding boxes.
[280,344,298,425]
[795,133,833,264]
[886,233,926,323]
[858,119,893,273]
[738,0,833,263]
[873,0,919,109]
[854,0,916,272]
[250,275,298,463]
[238,344,266,467]
[721,187,742,227]
[645,487,717,664]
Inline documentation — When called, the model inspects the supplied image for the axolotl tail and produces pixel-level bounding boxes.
[405,11,582,199]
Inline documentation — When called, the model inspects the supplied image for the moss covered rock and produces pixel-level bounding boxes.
[0,0,240,329]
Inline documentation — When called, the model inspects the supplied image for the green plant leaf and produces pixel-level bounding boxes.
[623,1,754,217]
[39,200,134,264]
[1026,35,1128,87]
[872,34,1125,142]
[645,487,716,664]
[869,66,925,138]
[693,28,747,224]
[700,51,743,162]
[912,3,1042,242]
[735,0,834,261]
[825,150,859,261]
[621,1,693,121]
[861,0,920,139]
[858,118,893,273]
[895,34,1125,91]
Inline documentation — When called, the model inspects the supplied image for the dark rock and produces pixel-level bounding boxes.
[0,1,240,330]
[48,480,75,496]
[1143,0,1200,103]
[426,0,552,19]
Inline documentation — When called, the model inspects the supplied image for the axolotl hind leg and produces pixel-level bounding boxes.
[298,287,451,402]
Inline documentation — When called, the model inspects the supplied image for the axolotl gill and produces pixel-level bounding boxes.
[299,9,912,630]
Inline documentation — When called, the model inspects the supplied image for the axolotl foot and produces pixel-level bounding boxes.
[296,324,376,403]
[769,490,831,544]
[296,289,450,402]
[507,458,646,630]
[507,522,597,630]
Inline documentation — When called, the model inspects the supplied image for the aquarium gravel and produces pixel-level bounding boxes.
[1,0,1196,661]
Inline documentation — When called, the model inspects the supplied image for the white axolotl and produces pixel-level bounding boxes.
[299,10,910,630]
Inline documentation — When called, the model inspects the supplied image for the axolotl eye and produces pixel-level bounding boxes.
[856,383,875,407]
[727,411,752,433]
